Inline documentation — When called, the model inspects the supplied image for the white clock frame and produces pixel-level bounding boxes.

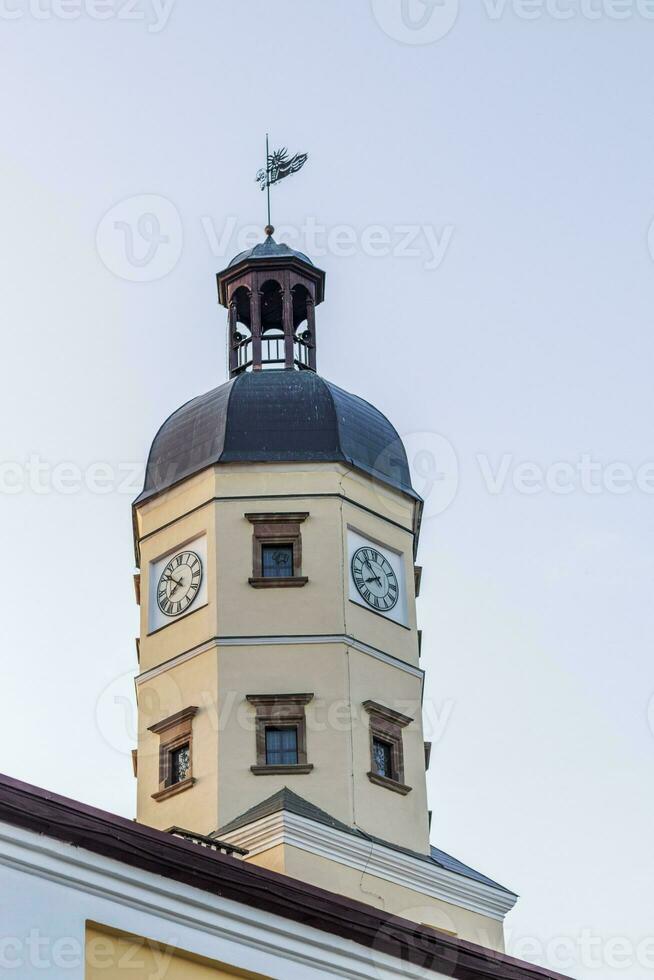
[347,528,407,627]
[148,534,208,633]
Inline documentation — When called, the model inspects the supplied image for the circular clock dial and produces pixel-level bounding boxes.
[351,546,399,612]
[157,551,203,617]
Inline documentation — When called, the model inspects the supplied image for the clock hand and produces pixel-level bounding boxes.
[363,558,383,584]
[163,572,184,594]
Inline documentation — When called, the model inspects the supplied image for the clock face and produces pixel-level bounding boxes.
[156,551,203,618]
[351,546,399,612]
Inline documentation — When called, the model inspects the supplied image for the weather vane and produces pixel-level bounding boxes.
[256,134,308,235]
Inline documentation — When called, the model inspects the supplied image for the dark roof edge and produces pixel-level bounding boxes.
[0,773,571,980]
[323,380,421,502]
[132,379,238,509]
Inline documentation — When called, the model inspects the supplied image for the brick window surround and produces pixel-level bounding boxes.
[245,512,309,588]
[246,693,314,775]
[148,706,198,802]
[363,700,413,796]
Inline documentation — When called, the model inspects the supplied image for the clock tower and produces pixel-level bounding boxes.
[132,232,516,949]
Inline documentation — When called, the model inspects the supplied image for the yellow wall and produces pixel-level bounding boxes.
[85,924,267,979]
[135,461,428,849]
[136,640,428,848]
[135,463,419,674]
[132,460,499,940]
[136,647,219,833]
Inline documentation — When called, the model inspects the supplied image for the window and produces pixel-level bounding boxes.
[364,700,413,796]
[262,544,294,578]
[170,744,190,784]
[246,512,308,588]
[148,706,198,801]
[247,693,313,774]
[265,726,299,766]
[372,737,393,779]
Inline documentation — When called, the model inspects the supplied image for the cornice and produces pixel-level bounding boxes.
[220,811,518,922]
[135,633,424,685]
[135,488,416,566]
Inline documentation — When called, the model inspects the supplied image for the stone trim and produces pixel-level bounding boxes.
[135,635,424,685]
[246,511,309,588]
[246,693,313,772]
[363,700,413,793]
[147,706,198,800]
[367,771,412,795]
[251,764,314,776]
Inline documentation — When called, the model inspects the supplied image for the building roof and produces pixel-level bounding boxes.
[226,234,314,269]
[217,787,516,896]
[135,370,419,505]
[0,773,570,980]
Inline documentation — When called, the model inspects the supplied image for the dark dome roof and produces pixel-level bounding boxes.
[228,235,314,269]
[136,371,418,504]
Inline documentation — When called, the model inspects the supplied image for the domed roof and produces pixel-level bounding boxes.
[135,371,418,504]
[227,235,314,269]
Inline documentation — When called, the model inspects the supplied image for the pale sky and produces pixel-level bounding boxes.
[1,3,653,978]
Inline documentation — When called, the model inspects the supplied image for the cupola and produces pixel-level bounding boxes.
[216,230,326,377]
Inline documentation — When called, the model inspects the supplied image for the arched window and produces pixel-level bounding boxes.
[260,280,285,369]
[230,286,252,373]
[292,284,313,369]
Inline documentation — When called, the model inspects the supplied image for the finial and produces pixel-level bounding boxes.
[264,225,275,237]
